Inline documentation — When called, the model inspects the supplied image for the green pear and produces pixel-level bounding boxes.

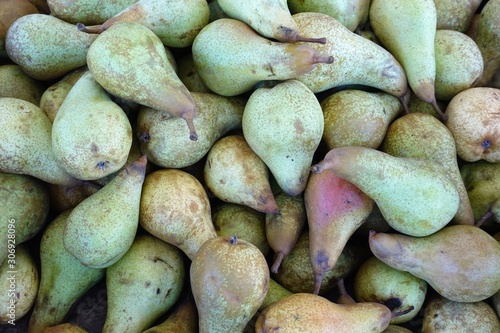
[78,0,210,48]
[0,0,39,58]
[370,0,445,119]
[86,21,198,140]
[0,97,82,186]
[380,112,475,226]
[444,87,500,163]
[0,64,45,104]
[63,156,147,268]
[103,234,186,333]
[190,235,269,333]
[368,225,500,302]
[435,0,483,32]
[406,90,443,119]
[137,92,244,168]
[52,70,133,180]
[176,52,211,93]
[191,18,333,96]
[259,278,293,311]
[288,0,370,32]
[242,79,324,196]
[292,12,408,101]
[28,210,105,333]
[5,13,97,80]
[321,89,403,149]
[139,168,217,260]
[474,0,500,87]
[311,146,460,237]
[46,0,137,25]
[383,325,414,333]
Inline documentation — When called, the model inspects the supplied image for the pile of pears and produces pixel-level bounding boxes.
[1,0,500,332]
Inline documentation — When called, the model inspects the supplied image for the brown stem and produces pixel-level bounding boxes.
[391,305,415,318]
[476,208,493,228]
[431,98,448,122]
[271,252,285,274]
[76,23,105,34]
[313,272,323,295]
[295,35,327,44]
[336,278,356,304]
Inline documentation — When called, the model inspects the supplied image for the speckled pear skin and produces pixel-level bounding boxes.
[28,210,105,333]
[311,146,460,237]
[293,11,408,98]
[86,21,198,140]
[5,14,97,81]
[142,293,199,333]
[63,156,147,269]
[474,0,500,87]
[242,79,324,197]
[191,18,333,97]
[46,0,137,25]
[369,225,500,302]
[434,0,482,32]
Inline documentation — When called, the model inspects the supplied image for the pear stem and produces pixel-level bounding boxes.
[391,305,415,318]
[313,55,335,65]
[295,35,328,44]
[431,98,448,122]
[476,208,493,228]
[229,234,238,245]
[336,278,356,304]
[313,272,323,295]
[183,116,198,141]
[76,23,105,34]
[271,252,285,274]
[399,96,409,114]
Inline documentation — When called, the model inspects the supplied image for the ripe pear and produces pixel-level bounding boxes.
[265,192,306,274]
[103,234,185,333]
[86,21,198,140]
[5,13,97,80]
[176,52,211,93]
[435,0,483,32]
[0,97,82,186]
[204,134,279,214]
[292,12,408,101]
[137,92,244,168]
[242,79,324,196]
[0,0,39,57]
[28,210,105,333]
[78,0,210,48]
[142,292,198,333]
[474,0,500,87]
[191,18,333,96]
[311,146,460,237]
[0,64,45,104]
[444,87,500,163]
[321,89,403,149]
[369,0,445,120]
[383,325,413,333]
[139,168,217,260]
[305,167,373,294]
[63,156,147,268]
[255,292,393,333]
[368,225,500,302]
[47,0,137,25]
[380,112,475,226]
[190,235,270,333]
[52,70,133,180]
[259,278,293,311]
[44,323,89,333]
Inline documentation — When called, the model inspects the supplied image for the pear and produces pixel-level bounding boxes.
[190,235,270,333]
[204,134,279,214]
[292,12,408,101]
[0,244,38,323]
[444,87,500,163]
[176,52,211,93]
[369,0,445,120]
[137,92,244,168]
[255,292,392,333]
[265,192,307,274]
[321,89,403,150]
[474,0,500,87]
[0,64,45,104]
[434,29,484,101]
[44,323,89,333]
[47,0,137,25]
[311,146,460,237]
[242,79,324,196]
[435,0,483,32]
[422,295,500,332]
[139,168,217,261]
[191,18,334,97]
[383,325,414,333]
[305,166,373,294]
[0,97,82,186]
[217,0,326,43]
[0,0,39,58]
[28,210,105,333]
[102,234,186,333]
[5,13,97,80]
[368,225,500,302]
[63,156,147,268]
[86,21,198,141]
[259,278,293,311]
[52,70,133,180]
[353,256,427,325]
[78,0,210,48]
[406,89,443,119]
[380,112,475,226]
[288,0,370,32]
[212,203,270,255]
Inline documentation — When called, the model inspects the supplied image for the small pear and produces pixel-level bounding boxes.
[0,0,39,57]
[139,168,217,260]
[142,292,198,333]
[86,21,198,140]
[368,225,500,302]
[5,13,97,80]
[191,18,333,96]
[474,0,500,87]
[435,0,483,32]
[191,235,269,333]
[46,0,137,25]
[63,156,147,268]
[102,234,186,333]
[311,146,460,237]
[242,79,324,196]
[0,64,45,104]
[28,210,105,333]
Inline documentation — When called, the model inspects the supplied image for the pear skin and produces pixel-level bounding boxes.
[46,0,137,25]
[43,323,89,333]
[0,0,39,57]
[259,278,293,311]
[142,292,198,333]
[474,0,500,87]
[305,167,373,294]
[311,146,460,237]
[368,225,500,302]
[0,63,45,105]
[435,0,483,32]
